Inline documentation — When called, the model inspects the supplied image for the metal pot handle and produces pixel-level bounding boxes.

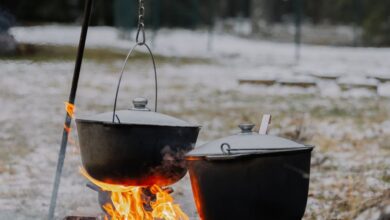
[112,43,158,123]
[220,143,233,155]
[220,143,312,155]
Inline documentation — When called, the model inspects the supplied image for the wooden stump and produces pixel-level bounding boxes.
[338,82,378,91]
[278,80,317,88]
[310,73,340,80]
[238,78,276,86]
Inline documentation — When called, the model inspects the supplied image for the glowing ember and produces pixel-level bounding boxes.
[80,168,189,220]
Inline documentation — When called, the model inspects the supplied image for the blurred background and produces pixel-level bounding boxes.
[0,0,389,219]
[1,0,390,46]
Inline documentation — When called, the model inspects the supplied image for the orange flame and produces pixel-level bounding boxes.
[80,168,189,220]
[64,102,75,133]
[65,102,76,118]
[63,102,79,153]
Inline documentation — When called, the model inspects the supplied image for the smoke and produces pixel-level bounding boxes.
[161,145,190,169]
[149,144,195,183]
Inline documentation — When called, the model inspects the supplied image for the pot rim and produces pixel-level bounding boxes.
[75,117,201,128]
[185,145,314,161]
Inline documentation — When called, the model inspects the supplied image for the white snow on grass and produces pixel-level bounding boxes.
[10,25,390,99]
[378,83,390,97]
[10,25,390,69]
[1,25,389,219]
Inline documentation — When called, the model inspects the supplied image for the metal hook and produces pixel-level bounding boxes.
[136,23,146,45]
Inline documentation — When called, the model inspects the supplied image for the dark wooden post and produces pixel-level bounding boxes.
[47,0,94,219]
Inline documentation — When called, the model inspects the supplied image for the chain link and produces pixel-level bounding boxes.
[136,0,146,45]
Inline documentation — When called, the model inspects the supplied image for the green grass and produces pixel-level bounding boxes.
[382,174,390,183]
[0,131,30,172]
[0,43,211,64]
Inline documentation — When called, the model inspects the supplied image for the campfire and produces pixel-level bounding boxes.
[80,168,189,220]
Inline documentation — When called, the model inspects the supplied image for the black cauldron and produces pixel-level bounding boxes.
[76,97,200,186]
[186,124,314,220]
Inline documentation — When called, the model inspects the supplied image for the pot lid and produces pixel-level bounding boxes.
[76,97,198,127]
[186,123,312,158]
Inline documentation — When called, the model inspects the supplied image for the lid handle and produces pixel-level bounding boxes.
[132,97,150,111]
[239,124,255,133]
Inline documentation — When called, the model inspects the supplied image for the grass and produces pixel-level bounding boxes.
[0,132,30,175]
[0,43,211,65]
[382,174,390,183]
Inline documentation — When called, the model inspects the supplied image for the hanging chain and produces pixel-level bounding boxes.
[136,0,146,45]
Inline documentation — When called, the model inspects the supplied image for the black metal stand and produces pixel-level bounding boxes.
[48,0,94,219]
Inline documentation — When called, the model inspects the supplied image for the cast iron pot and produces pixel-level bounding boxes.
[186,124,314,220]
[76,97,200,186]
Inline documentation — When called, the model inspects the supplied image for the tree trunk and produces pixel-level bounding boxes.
[251,0,274,34]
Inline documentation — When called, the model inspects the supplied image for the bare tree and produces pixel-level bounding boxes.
[251,0,275,35]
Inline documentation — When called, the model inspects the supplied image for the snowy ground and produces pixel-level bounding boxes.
[11,25,390,98]
[0,26,389,219]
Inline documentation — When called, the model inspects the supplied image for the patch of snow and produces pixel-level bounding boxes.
[378,83,390,97]
[317,81,342,97]
[355,208,381,220]
[381,121,390,134]
[337,76,379,86]
[277,75,316,83]
[341,88,377,98]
